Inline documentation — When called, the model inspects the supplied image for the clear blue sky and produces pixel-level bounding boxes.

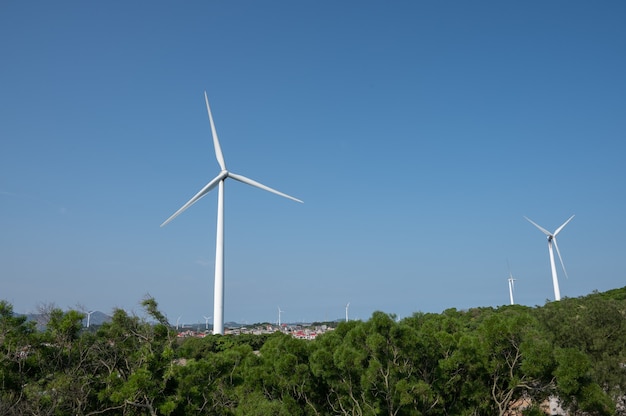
[1,1,624,325]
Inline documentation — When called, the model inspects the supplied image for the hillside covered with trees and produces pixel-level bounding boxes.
[1,288,625,415]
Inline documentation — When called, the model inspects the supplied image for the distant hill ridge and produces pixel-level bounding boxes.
[18,310,112,329]
[10,286,626,329]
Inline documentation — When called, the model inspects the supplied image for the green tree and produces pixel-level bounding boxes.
[311,312,439,416]
[474,306,554,416]
[239,332,320,415]
[536,293,624,414]
[18,306,101,415]
[309,320,370,415]
[0,300,36,415]
[94,297,178,415]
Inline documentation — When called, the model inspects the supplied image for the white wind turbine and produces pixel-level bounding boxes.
[345,302,350,322]
[508,274,516,305]
[524,215,574,301]
[86,310,95,328]
[277,306,284,327]
[162,92,302,335]
[203,316,212,331]
[506,260,516,305]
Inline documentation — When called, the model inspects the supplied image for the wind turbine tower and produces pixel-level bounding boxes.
[524,215,574,301]
[161,92,303,335]
[345,302,350,322]
[508,274,516,305]
[277,306,284,327]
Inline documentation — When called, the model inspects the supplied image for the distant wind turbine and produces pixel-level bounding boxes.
[508,274,516,305]
[345,302,350,322]
[86,310,95,328]
[277,306,284,327]
[161,92,303,335]
[203,316,212,331]
[506,260,516,305]
[524,215,574,301]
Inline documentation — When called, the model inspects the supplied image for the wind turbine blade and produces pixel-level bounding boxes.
[554,215,575,236]
[161,171,228,227]
[228,172,303,203]
[205,92,226,171]
[553,238,570,280]
[524,216,553,236]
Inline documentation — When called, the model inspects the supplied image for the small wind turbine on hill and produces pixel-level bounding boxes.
[524,215,574,301]
[345,302,350,322]
[86,310,95,328]
[161,92,303,335]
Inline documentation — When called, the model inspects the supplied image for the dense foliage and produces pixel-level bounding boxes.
[1,288,625,415]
